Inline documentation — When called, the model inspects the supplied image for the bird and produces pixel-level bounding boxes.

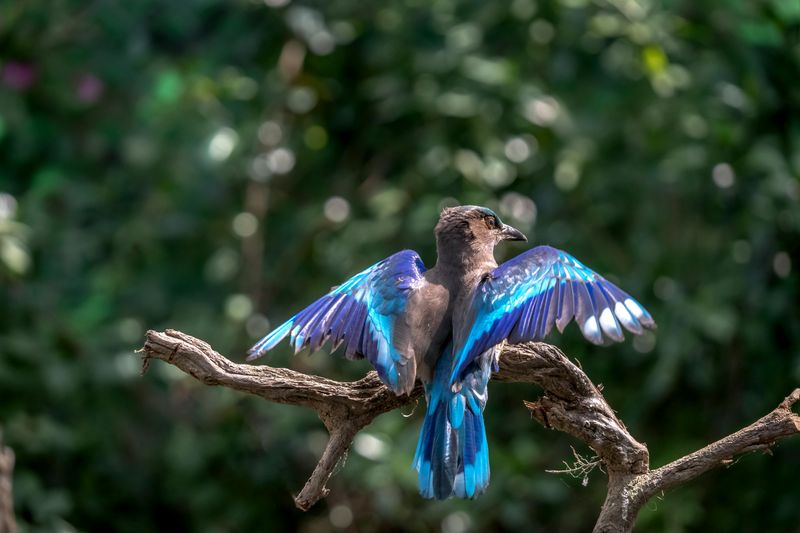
[248,205,655,500]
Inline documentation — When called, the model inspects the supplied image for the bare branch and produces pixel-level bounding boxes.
[294,425,358,511]
[641,388,800,496]
[140,330,600,509]
[139,329,800,529]
[0,430,17,533]
[592,389,800,533]
[515,343,649,475]
[140,329,418,509]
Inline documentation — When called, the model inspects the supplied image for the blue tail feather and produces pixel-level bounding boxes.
[414,346,492,500]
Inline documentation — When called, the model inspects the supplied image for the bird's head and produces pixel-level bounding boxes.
[434,205,527,263]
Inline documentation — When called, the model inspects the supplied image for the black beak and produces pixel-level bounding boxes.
[500,224,527,242]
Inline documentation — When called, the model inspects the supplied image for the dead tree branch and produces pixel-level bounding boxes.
[590,388,800,532]
[139,329,800,528]
[0,429,17,533]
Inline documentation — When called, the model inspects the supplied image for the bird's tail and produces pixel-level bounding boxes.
[413,346,492,499]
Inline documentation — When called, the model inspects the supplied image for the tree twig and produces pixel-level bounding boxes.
[139,329,800,527]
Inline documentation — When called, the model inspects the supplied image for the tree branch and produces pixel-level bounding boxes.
[139,330,800,528]
[591,389,800,532]
[516,344,649,475]
[139,330,560,509]
[643,389,800,494]
[0,429,17,533]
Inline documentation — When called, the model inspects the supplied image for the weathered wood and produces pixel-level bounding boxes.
[139,329,800,526]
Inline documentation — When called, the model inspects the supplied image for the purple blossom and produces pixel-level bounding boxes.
[76,73,104,103]
[1,62,36,90]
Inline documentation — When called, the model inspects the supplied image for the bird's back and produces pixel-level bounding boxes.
[403,257,496,383]
[399,270,453,384]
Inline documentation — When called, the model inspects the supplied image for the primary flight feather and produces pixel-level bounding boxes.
[249,205,655,499]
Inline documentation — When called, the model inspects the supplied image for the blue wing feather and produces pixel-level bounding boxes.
[248,250,427,394]
[450,245,655,385]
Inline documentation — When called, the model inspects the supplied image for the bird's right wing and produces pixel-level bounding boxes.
[450,245,655,385]
[248,250,427,394]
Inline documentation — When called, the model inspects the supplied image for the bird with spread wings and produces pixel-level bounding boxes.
[249,205,655,499]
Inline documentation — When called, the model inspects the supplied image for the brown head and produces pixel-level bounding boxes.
[434,205,526,268]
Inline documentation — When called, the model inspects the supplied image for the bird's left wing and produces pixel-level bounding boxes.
[450,245,654,385]
[248,250,427,394]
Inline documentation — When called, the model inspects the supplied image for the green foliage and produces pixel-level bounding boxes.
[1,0,798,530]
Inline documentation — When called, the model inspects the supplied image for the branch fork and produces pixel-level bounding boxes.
[139,330,799,530]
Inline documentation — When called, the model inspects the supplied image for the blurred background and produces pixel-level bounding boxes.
[1,0,799,531]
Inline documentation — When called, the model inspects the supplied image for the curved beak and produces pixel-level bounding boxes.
[500,224,527,242]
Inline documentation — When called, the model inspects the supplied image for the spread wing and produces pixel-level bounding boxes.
[248,250,427,394]
[450,245,655,385]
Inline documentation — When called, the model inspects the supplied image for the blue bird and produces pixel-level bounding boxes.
[248,205,655,499]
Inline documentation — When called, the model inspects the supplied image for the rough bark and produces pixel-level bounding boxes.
[0,430,17,533]
[139,329,800,527]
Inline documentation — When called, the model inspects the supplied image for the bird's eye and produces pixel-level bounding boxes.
[484,215,500,229]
